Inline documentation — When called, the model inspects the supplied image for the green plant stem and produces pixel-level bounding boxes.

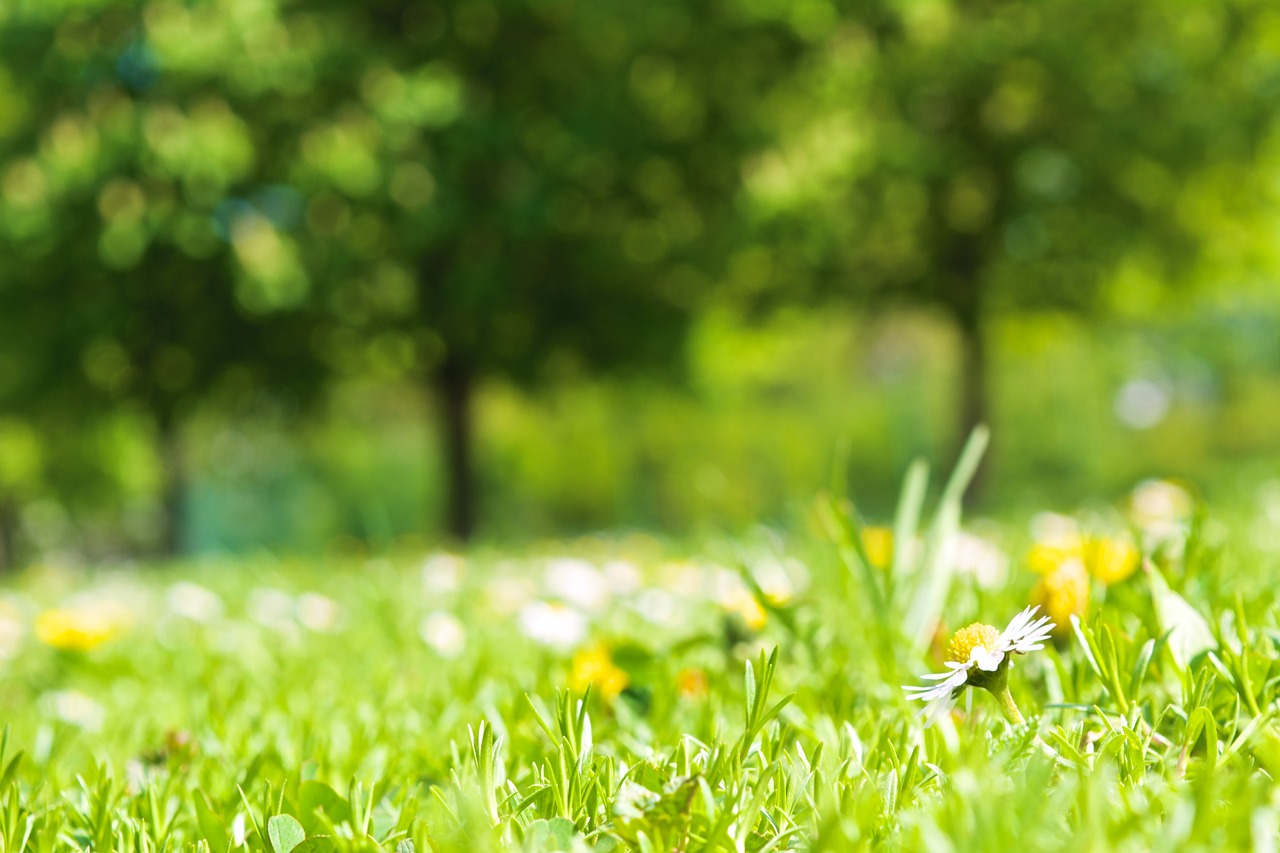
[992,685,1025,726]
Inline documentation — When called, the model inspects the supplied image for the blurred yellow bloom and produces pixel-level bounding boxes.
[677,667,708,699]
[721,587,768,632]
[1027,534,1140,586]
[568,645,629,700]
[1031,558,1089,637]
[1084,537,1140,585]
[862,526,894,570]
[35,607,125,652]
[1026,541,1082,574]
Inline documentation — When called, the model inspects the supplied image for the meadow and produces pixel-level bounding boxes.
[4,2,1279,849]
[1,435,1275,852]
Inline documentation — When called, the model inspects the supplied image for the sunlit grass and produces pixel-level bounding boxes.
[0,444,1276,849]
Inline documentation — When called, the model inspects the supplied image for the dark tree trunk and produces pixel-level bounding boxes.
[954,302,988,452]
[0,497,17,572]
[434,354,476,542]
[158,415,186,557]
[943,241,990,497]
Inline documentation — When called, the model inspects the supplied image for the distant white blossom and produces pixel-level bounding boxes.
[545,558,610,611]
[1030,512,1081,548]
[1131,479,1193,552]
[297,593,341,632]
[603,560,643,595]
[0,600,24,659]
[519,600,587,649]
[422,553,466,594]
[485,573,536,616]
[952,532,1008,589]
[420,611,466,658]
[631,588,679,626]
[247,588,296,629]
[165,582,224,623]
[43,689,105,731]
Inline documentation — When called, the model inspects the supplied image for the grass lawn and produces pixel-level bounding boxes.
[1,448,1276,851]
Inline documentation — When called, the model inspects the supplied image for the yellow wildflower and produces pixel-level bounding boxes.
[722,587,768,633]
[862,526,894,570]
[1084,537,1140,585]
[35,606,125,652]
[1031,558,1089,638]
[1028,533,1140,586]
[1026,540,1083,574]
[568,644,629,700]
[676,668,708,699]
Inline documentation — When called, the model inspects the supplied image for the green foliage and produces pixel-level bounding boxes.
[0,477,1274,847]
[819,425,988,678]
[3,0,1280,559]
[0,0,805,547]
[753,0,1280,314]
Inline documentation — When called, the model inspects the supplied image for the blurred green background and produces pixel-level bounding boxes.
[2,0,1280,564]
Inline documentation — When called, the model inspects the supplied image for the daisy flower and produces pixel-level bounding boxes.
[904,605,1055,726]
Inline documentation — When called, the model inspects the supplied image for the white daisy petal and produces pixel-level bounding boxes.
[904,666,969,709]
[903,680,951,696]
[904,686,951,703]
[997,606,1035,649]
[999,605,1056,654]
[919,663,970,681]
[919,690,961,725]
[971,647,1005,672]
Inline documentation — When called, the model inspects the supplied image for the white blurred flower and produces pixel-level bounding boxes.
[545,558,610,611]
[485,573,536,616]
[952,532,1008,590]
[1130,478,1192,548]
[710,569,767,631]
[711,568,747,604]
[1253,481,1280,552]
[751,557,808,605]
[519,600,587,649]
[603,559,643,596]
[660,561,707,597]
[247,588,296,629]
[631,588,678,625]
[297,593,341,632]
[422,553,466,594]
[165,582,224,623]
[42,689,105,731]
[420,611,466,658]
[231,814,248,848]
[1029,512,1080,547]
[1131,479,1191,524]
[1114,378,1171,430]
[0,600,24,659]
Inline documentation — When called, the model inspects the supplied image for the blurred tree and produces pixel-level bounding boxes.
[0,1,326,555]
[288,0,799,539]
[0,0,802,549]
[746,0,1280,472]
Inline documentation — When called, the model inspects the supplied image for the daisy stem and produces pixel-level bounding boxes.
[992,685,1025,726]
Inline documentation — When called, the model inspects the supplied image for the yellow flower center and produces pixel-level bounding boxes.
[946,622,999,665]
